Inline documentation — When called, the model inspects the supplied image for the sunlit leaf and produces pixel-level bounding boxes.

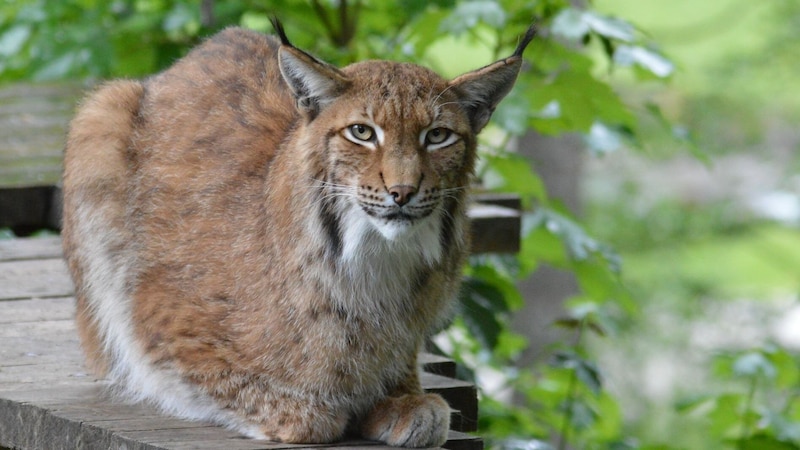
[520,210,569,273]
[614,44,674,78]
[582,11,635,42]
[551,8,588,41]
[481,152,547,205]
[440,0,507,33]
[551,8,634,43]
[708,393,744,438]
[33,52,79,80]
[589,392,624,440]
[584,121,624,155]
[733,351,777,380]
[0,24,31,57]
[497,437,556,450]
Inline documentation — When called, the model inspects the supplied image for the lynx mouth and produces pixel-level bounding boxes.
[383,211,417,222]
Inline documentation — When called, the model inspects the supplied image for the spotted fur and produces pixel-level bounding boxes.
[62,22,533,446]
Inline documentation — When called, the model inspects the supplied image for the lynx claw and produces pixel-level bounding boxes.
[361,393,450,448]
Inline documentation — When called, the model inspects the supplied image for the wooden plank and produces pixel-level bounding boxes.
[0,258,73,300]
[1,384,480,450]
[0,297,73,324]
[472,192,522,210]
[468,203,521,254]
[421,373,478,433]
[0,83,82,189]
[0,236,62,262]
[419,352,456,378]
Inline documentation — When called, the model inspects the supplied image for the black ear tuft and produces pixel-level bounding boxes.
[448,22,538,133]
[270,16,292,46]
[513,22,538,57]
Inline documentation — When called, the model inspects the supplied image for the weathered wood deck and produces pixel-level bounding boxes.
[0,237,482,450]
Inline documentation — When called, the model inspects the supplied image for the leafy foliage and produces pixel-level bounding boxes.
[677,346,800,449]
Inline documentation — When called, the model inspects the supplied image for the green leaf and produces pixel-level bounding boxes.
[674,393,715,413]
[766,347,800,389]
[574,260,623,303]
[763,409,800,443]
[644,102,707,164]
[440,0,507,33]
[588,392,624,441]
[530,68,637,134]
[550,351,603,394]
[577,362,603,395]
[708,393,745,438]
[584,121,625,155]
[551,8,588,41]
[404,9,449,57]
[468,263,525,310]
[551,8,635,43]
[520,211,568,273]
[460,270,515,350]
[492,84,531,136]
[33,51,81,80]
[162,3,196,33]
[0,24,31,57]
[737,435,800,450]
[614,44,674,78]
[582,11,635,42]
[733,351,777,380]
[565,398,597,430]
[480,152,547,205]
[240,11,272,33]
[497,438,556,450]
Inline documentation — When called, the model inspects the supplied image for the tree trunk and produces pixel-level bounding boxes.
[513,131,584,366]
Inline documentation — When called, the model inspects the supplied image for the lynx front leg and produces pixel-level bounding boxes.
[360,363,451,448]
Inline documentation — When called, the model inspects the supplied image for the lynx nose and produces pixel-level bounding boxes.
[388,184,417,206]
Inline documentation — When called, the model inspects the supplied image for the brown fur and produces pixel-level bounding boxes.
[62,24,532,446]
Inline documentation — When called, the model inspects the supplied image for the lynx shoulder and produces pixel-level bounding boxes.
[61,20,534,447]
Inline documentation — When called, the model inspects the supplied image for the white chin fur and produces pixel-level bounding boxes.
[371,217,412,241]
[341,207,443,267]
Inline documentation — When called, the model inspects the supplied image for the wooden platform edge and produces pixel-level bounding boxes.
[0,393,482,450]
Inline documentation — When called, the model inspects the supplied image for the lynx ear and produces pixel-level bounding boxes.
[271,18,350,118]
[450,24,537,132]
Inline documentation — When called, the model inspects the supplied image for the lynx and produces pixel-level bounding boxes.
[61,19,534,447]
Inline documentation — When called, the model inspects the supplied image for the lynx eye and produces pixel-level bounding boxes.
[347,124,375,142]
[423,127,458,150]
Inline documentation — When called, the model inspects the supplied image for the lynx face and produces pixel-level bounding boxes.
[306,61,474,247]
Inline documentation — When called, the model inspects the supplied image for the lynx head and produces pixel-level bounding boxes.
[272,19,534,259]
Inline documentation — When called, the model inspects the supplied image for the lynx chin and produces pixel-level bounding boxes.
[62,18,535,447]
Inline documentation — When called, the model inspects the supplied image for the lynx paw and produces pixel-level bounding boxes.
[361,393,450,448]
